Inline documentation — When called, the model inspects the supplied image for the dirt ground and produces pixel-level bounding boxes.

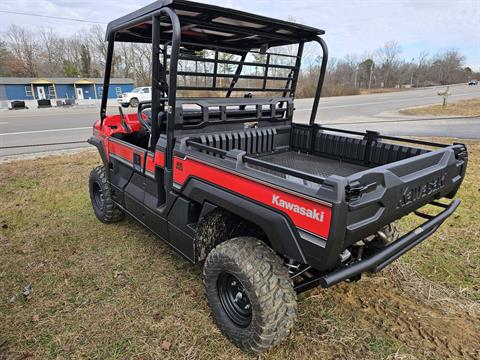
[0,140,479,359]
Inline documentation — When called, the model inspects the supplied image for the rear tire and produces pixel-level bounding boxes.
[203,237,297,353]
[89,165,123,223]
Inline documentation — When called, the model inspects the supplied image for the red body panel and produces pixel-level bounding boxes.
[146,151,165,172]
[108,139,137,162]
[173,156,332,239]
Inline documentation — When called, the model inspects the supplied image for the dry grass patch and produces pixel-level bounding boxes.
[359,88,406,95]
[400,97,480,117]
[0,139,479,359]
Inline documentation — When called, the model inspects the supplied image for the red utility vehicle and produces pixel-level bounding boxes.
[88,0,467,352]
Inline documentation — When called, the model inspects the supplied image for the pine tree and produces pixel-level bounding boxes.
[63,60,79,77]
[80,44,91,77]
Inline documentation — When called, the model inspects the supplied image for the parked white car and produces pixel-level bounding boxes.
[117,86,151,107]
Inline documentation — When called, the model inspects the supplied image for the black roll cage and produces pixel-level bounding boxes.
[99,2,329,191]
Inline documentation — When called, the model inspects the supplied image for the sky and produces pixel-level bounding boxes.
[0,0,479,70]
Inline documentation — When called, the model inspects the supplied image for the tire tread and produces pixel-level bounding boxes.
[204,237,297,353]
[89,165,123,223]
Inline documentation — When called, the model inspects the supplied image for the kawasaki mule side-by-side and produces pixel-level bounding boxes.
[88,0,467,352]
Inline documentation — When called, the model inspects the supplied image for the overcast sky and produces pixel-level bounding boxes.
[1,0,479,70]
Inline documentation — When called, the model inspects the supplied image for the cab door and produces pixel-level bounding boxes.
[142,142,168,240]
[108,137,148,222]
[139,87,151,102]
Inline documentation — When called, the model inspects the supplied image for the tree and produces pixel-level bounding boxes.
[38,28,65,77]
[63,60,79,77]
[376,40,402,87]
[358,58,374,88]
[0,24,474,96]
[80,44,92,77]
[252,53,266,76]
[414,51,430,87]
[464,66,473,79]
[0,40,9,76]
[430,50,465,84]
[6,25,38,77]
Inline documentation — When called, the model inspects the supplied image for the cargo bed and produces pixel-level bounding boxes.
[183,123,444,187]
[182,122,467,263]
[254,150,368,178]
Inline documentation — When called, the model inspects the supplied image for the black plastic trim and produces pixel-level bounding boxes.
[88,136,108,168]
[180,177,307,263]
[294,199,460,292]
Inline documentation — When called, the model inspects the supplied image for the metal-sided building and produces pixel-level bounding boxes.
[0,77,134,101]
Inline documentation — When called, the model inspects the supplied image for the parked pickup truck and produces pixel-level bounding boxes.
[88,0,468,353]
[117,86,152,108]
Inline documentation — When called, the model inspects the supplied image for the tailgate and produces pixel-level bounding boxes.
[344,144,467,244]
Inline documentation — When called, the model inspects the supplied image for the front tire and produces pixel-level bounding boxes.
[203,237,297,353]
[89,165,123,223]
[129,98,139,107]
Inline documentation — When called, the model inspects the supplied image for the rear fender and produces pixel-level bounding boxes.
[181,178,307,263]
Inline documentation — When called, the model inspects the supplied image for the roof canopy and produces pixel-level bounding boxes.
[106,0,325,50]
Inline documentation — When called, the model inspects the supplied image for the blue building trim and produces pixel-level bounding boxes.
[0,80,134,101]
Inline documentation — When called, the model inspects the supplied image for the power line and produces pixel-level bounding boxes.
[0,10,107,25]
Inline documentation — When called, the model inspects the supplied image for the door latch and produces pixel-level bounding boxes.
[133,153,142,172]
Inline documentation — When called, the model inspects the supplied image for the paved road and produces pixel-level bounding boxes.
[0,84,479,156]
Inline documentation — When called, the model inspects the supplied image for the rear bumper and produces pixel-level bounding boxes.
[294,199,460,292]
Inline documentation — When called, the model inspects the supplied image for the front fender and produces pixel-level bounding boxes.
[88,136,109,169]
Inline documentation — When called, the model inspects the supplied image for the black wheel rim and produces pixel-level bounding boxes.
[217,272,252,327]
[92,182,104,210]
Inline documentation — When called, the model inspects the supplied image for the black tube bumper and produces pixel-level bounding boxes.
[295,199,460,292]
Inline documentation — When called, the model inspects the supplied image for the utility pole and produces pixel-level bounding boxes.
[410,57,414,87]
[368,63,374,89]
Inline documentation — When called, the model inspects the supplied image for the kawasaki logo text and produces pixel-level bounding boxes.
[272,195,324,222]
[397,172,447,209]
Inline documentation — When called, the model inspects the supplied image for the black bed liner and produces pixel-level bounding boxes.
[185,124,442,187]
[254,150,367,179]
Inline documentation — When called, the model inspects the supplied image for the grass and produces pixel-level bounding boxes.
[1,140,479,359]
[400,98,480,117]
